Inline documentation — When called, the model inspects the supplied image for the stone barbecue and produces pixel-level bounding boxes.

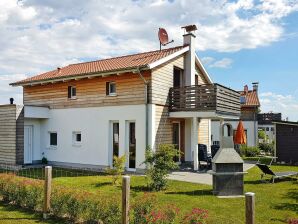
[209,124,245,196]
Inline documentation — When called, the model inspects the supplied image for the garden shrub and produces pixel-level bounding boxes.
[240,145,260,157]
[144,144,179,191]
[288,218,298,224]
[105,154,126,185]
[0,173,43,210]
[132,193,208,224]
[259,142,274,155]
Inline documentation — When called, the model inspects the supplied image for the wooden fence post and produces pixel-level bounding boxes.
[122,175,130,224]
[245,192,255,224]
[43,166,52,219]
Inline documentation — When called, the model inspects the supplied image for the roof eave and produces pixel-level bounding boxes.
[10,66,149,87]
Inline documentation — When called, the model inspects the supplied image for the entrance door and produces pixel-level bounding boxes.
[24,126,33,164]
[128,122,136,170]
[173,122,181,162]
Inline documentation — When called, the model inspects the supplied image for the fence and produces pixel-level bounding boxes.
[0,164,256,224]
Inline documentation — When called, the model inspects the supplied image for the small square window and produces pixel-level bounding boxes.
[49,132,57,147]
[72,131,82,146]
[106,82,116,96]
[68,86,76,99]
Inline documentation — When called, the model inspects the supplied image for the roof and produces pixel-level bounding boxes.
[239,90,260,107]
[272,120,298,126]
[11,46,188,86]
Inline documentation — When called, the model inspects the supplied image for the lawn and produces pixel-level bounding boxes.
[0,202,66,224]
[1,165,297,223]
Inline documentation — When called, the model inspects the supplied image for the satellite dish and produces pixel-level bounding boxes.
[158,28,174,50]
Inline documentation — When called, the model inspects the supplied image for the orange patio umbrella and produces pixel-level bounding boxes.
[234,120,247,145]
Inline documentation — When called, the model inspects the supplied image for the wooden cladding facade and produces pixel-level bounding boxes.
[23,72,151,109]
[0,105,24,164]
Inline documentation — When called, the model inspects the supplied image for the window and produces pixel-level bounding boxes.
[240,96,246,104]
[271,127,274,132]
[195,74,199,85]
[68,86,76,99]
[266,127,269,131]
[106,82,116,96]
[72,131,82,146]
[49,132,57,147]
[112,123,119,157]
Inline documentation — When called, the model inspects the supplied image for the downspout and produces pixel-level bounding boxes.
[135,67,149,147]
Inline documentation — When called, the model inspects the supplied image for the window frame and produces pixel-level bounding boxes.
[68,86,77,99]
[72,131,82,146]
[107,82,117,96]
[48,132,57,149]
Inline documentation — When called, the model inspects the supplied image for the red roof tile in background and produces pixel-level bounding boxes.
[239,90,260,107]
[12,46,185,85]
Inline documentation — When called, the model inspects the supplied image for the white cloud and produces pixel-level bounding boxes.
[0,0,298,103]
[201,57,215,65]
[260,91,298,121]
[209,58,233,68]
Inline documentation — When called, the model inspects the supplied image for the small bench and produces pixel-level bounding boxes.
[256,163,298,183]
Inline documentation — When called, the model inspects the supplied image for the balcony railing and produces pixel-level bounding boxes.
[169,84,240,116]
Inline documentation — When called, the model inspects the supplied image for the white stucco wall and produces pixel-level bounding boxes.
[211,120,258,147]
[25,105,147,169]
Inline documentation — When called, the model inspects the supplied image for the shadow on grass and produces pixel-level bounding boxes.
[165,189,213,196]
[0,201,66,223]
[93,182,112,188]
[274,189,298,214]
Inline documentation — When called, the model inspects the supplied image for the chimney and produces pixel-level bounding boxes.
[57,67,61,73]
[9,98,14,105]
[252,82,259,92]
[182,25,197,86]
[244,85,248,93]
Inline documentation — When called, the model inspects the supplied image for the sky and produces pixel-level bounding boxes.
[0,0,298,120]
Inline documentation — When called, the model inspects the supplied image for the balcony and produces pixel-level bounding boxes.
[169,84,240,118]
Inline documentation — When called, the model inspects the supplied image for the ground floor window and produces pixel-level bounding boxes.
[49,132,57,147]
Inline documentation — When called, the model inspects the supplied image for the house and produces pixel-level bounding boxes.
[0,26,240,171]
[273,120,298,164]
[211,83,260,147]
[258,112,282,144]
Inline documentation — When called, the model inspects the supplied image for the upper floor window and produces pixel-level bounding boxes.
[106,82,116,96]
[68,86,76,99]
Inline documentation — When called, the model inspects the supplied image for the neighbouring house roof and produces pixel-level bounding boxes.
[11,46,191,86]
[272,120,298,126]
[239,90,260,107]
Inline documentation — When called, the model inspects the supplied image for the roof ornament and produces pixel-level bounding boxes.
[158,28,174,51]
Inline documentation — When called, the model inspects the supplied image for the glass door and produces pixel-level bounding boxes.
[172,122,181,162]
[112,122,119,158]
[128,122,136,169]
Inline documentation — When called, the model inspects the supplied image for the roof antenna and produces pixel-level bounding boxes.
[158,28,174,51]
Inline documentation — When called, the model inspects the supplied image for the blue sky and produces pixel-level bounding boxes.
[0,0,298,120]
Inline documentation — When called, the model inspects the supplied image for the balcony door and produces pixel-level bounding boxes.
[172,121,185,163]
[173,67,183,88]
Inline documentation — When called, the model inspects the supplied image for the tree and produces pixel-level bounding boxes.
[105,155,126,185]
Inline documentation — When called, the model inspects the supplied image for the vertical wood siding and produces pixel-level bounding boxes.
[198,119,210,147]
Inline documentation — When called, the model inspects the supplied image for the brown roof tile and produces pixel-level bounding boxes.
[239,90,260,107]
[12,46,186,85]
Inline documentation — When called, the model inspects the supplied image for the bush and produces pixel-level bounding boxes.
[105,154,126,185]
[288,218,298,224]
[258,130,266,140]
[259,142,274,155]
[132,193,208,224]
[144,144,179,191]
[0,173,121,223]
[0,173,43,210]
[240,145,260,157]
[41,156,48,164]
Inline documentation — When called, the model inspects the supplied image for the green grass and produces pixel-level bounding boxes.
[1,165,298,223]
[0,202,66,224]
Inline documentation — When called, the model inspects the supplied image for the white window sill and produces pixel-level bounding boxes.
[107,93,117,97]
[69,97,77,100]
[72,143,82,147]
